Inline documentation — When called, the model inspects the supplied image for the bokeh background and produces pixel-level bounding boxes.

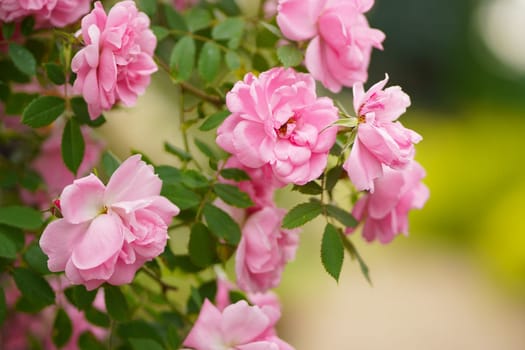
[98,0,525,348]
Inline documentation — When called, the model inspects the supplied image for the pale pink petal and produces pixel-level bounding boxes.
[71,214,123,269]
[183,299,224,350]
[40,220,89,272]
[277,0,326,41]
[60,174,106,224]
[105,154,162,204]
[222,300,269,345]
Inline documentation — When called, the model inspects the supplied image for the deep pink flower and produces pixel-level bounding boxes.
[346,161,429,244]
[71,1,157,119]
[183,299,292,350]
[0,0,89,27]
[343,74,421,192]
[277,0,385,92]
[39,154,180,290]
[217,67,338,185]
[236,206,300,293]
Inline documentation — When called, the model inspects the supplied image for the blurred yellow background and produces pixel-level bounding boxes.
[98,0,525,348]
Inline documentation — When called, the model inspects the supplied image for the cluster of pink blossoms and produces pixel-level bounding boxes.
[40,155,180,290]
[0,0,90,28]
[277,0,385,93]
[216,67,339,293]
[71,1,157,119]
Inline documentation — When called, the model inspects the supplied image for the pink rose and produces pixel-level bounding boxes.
[347,161,429,244]
[72,1,157,119]
[183,299,293,350]
[217,67,338,185]
[0,0,89,27]
[39,154,180,290]
[343,74,422,192]
[236,206,300,293]
[277,0,385,92]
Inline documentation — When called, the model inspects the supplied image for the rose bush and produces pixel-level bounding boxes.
[0,0,428,348]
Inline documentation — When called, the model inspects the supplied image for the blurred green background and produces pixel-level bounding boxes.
[99,0,525,348]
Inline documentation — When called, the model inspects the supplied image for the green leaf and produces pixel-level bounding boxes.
[198,42,221,83]
[45,63,66,85]
[104,285,130,322]
[256,24,280,48]
[341,236,371,284]
[292,181,323,195]
[194,138,217,159]
[8,43,36,77]
[161,184,201,210]
[185,8,212,32]
[85,307,110,328]
[326,165,343,194]
[118,320,165,345]
[53,308,73,347]
[217,0,241,15]
[137,0,157,17]
[225,51,241,70]
[0,231,17,259]
[21,16,35,36]
[213,183,253,208]
[12,268,55,310]
[155,165,182,185]
[186,280,217,314]
[24,243,51,274]
[199,110,230,131]
[62,118,85,175]
[129,338,164,350]
[22,96,65,128]
[203,203,241,245]
[170,36,196,81]
[164,141,193,162]
[277,44,304,67]
[252,52,269,72]
[164,5,187,31]
[78,331,106,350]
[152,26,169,41]
[325,204,358,228]
[189,223,217,268]
[0,225,24,251]
[0,288,6,326]
[228,290,248,304]
[282,202,323,229]
[321,223,344,282]
[71,97,105,126]
[5,92,36,115]
[2,22,15,40]
[102,151,121,177]
[0,205,42,230]
[219,168,250,181]
[212,18,244,49]
[64,285,97,311]
[181,169,209,189]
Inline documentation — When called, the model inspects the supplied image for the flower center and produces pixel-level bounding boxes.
[358,115,366,124]
[277,117,296,138]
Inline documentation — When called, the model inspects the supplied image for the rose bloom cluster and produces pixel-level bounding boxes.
[26,0,430,348]
[40,155,180,290]
[71,1,157,119]
[0,0,90,28]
